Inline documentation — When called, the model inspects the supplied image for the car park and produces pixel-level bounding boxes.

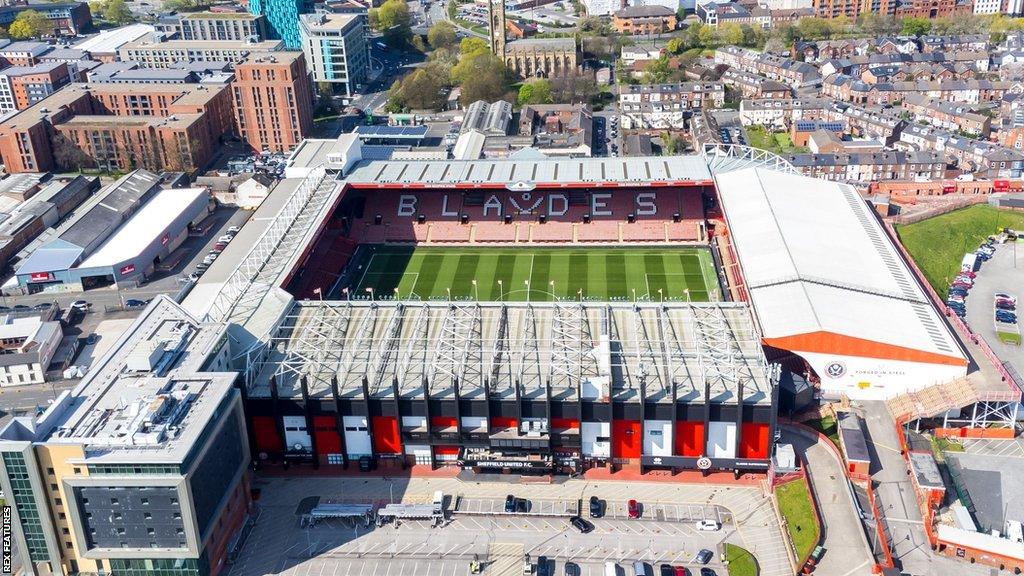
[564,562,580,576]
[219,234,234,243]
[628,499,640,518]
[659,565,674,576]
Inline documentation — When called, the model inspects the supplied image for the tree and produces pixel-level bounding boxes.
[665,36,684,54]
[517,78,553,105]
[697,25,716,48]
[9,10,50,39]
[720,23,744,46]
[400,68,446,110]
[642,55,672,84]
[428,21,457,50]
[459,36,489,57]
[103,0,133,24]
[370,0,411,43]
[51,133,92,172]
[900,16,931,36]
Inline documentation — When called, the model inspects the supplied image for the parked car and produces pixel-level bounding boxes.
[218,234,234,243]
[954,276,974,286]
[695,550,713,565]
[996,293,1017,303]
[695,519,721,531]
[699,569,716,576]
[188,272,202,282]
[673,568,687,576]
[570,516,594,533]
[948,289,969,298]
[946,296,965,305]
[124,299,147,309]
[590,496,604,518]
[997,301,1016,311]
[951,281,972,290]
[505,495,516,513]
[537,556,550,576]
[564,562,580,576]
[196,262,210,271]
[997,311,1017,323]
[227,225,241,234]
[516,498,529,513]
[70,300,91,310]
[627,499,640,519]
[960,270,977,278]
[33,303,50,310]
[212,242,227,252]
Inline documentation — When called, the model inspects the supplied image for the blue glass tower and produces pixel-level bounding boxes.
[249,0,312,49]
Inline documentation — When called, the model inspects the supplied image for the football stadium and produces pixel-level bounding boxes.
[179,137,1017,475]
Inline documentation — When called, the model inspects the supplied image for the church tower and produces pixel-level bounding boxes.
[488,0,506,56]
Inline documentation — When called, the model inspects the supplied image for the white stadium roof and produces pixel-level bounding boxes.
[715,167,965,366]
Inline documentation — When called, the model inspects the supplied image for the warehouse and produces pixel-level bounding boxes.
[715,166,969,400]
[13,170,209,293]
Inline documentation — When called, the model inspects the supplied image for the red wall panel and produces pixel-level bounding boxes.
[431,416,458,428]
[252,416,283,452]
[312,415,342,455]
[675,421,704,457]
[550,418,579,429]
[434,446,460,456]
[739,423,770,459]
[612,420,642,458]
[371,416,402,454]
[491,416,517,429]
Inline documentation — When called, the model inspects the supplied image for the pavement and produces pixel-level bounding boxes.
[229,476,791,576]
[781,425,875,576]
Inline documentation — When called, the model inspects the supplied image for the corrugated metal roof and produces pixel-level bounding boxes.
[344,155,713,187]
[716,166,963,359]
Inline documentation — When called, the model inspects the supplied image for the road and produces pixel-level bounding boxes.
[0,380,78,414]
[782,425,875,576]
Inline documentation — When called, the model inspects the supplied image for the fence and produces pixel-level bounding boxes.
[889,195,989,226]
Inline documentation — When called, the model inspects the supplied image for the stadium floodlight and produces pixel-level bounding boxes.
[365,287,375,301]
[524,280,530,303]
[497,279,503,302]
[393,287,399,301]
[446,287,452,301]
[632,287,636,303]
[472,279,478,301]
[684,288,690,303]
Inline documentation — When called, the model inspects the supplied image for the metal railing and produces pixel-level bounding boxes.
[701,143,799,175]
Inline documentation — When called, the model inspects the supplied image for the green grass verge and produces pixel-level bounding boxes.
[345,245,720,302]
[803,415,840,450]
[776,478,819,563]
[896,204,1024,294]
[930,436,964,463]
[745,125,807,155]
[997,331,1022,345]
[725,543,759,576]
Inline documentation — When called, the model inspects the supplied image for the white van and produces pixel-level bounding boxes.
[632,562,649,576]
[605,562,620,576]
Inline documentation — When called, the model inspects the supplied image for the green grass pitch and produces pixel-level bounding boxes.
[341,246,720,302]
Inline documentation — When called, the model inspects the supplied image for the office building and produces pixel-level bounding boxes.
[298,13,368,96]
[0,295,249,576]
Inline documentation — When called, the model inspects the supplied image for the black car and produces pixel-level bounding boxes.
[504,494,516,513]
[589,496,604,518]
[33,303,50,310]
[125,299,148,308]
[13,304,29,310]
[536,556,550,576]
[660,564,674,576]
[570,516,593,533]
[696,549,713,565]
[700,569,716,576]
[515,498,529,513]
[563,562,580,576]
[998,301,1016,310]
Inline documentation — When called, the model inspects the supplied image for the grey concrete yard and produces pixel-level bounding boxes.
[228,476,792,576]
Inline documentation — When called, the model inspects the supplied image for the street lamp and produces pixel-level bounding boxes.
[658,288,663,303]
[446,286,452,301]
[549,280,555,301]
[684,288,690,303]
[393,287,399,301]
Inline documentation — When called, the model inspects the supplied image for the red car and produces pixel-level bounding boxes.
[627,499,640,519]
[674,568,688,576]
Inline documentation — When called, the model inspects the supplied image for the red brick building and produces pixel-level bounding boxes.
[231,51,313,153]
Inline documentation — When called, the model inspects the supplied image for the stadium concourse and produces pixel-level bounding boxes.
[179,137,1017,475]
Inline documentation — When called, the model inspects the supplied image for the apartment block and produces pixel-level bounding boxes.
[181,12,267,41]
[118,39,283,68]
[231,51,314,152]
[0,62,71,113]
